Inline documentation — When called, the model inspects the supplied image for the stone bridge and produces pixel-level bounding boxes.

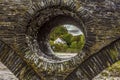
[0,0,120,80]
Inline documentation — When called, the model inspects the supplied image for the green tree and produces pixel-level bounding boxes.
[52,43,68,52]
[70,41,77,49]
[62,34,72,46]
[49,25,85,53]
[50,26,68,41]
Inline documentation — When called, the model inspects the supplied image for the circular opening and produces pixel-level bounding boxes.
[49,24,85,59]
[36,15,86,61]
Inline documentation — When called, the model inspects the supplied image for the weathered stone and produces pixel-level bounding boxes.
[0,0,120,80]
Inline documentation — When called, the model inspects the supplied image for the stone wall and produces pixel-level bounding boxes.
[0,0,120,80]
[0,0,120,53]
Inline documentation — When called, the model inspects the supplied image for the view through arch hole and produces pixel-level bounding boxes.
[49,24,85,59]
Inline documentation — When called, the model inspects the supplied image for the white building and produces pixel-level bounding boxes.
[54,38,66,44]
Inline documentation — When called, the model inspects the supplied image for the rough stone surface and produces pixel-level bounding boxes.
[0,62,18,80]
[0,0,120,80]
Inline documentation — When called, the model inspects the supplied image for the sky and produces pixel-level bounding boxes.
[64,24,83,36]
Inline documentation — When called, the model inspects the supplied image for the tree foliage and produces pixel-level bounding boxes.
[49,25,85,53]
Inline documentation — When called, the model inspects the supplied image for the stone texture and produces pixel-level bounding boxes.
[0,0,120,80]
[0,62,18,80]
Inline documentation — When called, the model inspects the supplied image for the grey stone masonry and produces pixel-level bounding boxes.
[0,0,120,80]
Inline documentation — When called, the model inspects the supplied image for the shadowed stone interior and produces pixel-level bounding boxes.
[37,15,85,60]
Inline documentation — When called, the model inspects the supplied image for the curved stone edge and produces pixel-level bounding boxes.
[16,0,87,79]
[64,37,120,80]
[15,0,120,79]
[0,40,42,80]
[0,0,120,79]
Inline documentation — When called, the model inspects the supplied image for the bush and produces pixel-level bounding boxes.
[52,43,68,52]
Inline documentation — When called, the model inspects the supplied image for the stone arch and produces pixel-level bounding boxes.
[65,37,120,80]
[16,0,120,79]
[0,0,120,80]
[16,0,98,79]
[0,40,42,80]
